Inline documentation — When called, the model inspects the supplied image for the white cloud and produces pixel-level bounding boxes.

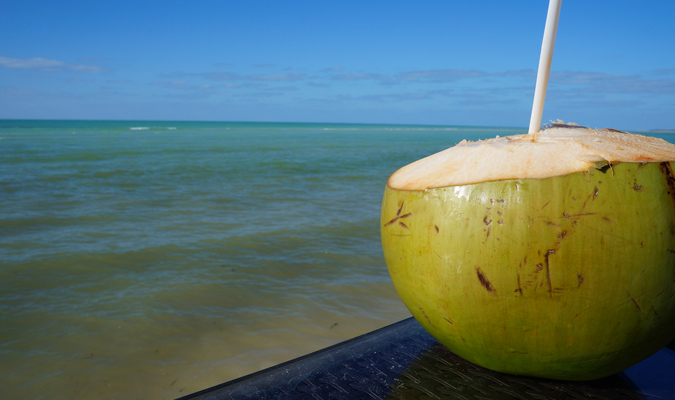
[0,56,102,73]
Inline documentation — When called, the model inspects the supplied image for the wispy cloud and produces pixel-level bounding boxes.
[166,71,307,82]
[164,67,533,88]
[150,80,215,90]
[151,66,674,109]
[265,86,297,92]
[492,70,536,78]
[314,89,458,104]
[244,73,307,82]
[551,71,675,94]
[394,69,486,82]
[0,56,102,73]
[332,73,384,81]
[327,68,532,84]
[337,92,431,102]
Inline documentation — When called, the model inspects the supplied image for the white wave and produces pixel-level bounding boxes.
[130,127,149,130]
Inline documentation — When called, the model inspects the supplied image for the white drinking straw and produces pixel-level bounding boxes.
[528,0,562,134]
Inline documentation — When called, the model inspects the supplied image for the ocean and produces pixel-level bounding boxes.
[1,120,668,400]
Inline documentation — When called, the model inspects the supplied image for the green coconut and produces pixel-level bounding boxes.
[381,124,675,380]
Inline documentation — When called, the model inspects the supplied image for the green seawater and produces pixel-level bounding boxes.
[4,120,657,399]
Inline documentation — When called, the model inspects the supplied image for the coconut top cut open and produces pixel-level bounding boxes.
[388,122,675,191]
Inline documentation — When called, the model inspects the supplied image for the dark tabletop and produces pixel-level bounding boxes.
[177,318,675,400]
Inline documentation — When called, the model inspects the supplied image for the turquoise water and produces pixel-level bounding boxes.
[4,120,659,399]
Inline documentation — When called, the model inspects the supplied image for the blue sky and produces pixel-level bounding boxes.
[1,0,674,129]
